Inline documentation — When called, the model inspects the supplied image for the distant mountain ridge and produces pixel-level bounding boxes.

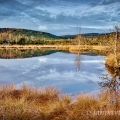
[61,33,100,39]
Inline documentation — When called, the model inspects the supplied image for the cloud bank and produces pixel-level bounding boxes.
[0,0,120,35]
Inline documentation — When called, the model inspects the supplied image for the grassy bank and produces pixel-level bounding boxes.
[0,45,111,51]
[105,53,120,67]
[0,45,113,55]
[0,45,73,50]
[0,84,120,120]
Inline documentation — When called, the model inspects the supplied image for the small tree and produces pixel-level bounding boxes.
[18,38,26,45]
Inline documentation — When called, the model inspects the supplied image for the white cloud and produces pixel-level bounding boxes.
[82,25,113,30]
[38,25,48,30]
[1,0,120,34]
[36,1,119,20]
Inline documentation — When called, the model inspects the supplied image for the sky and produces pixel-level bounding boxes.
[0,0,120,35]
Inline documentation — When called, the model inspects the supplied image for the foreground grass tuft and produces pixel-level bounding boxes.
[0,84,120,120]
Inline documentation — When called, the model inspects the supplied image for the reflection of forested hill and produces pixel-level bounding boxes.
[0,49,61,59]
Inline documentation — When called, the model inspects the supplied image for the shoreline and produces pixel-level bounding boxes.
[0,45,112,59]
[0,45,110,50]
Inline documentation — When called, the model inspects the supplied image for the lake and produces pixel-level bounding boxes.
[0,52,107,94]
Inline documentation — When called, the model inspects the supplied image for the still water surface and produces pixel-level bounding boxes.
[0,52,107,94]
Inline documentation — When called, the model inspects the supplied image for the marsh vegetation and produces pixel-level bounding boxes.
[0,84,120,120]
[0,26,120,119]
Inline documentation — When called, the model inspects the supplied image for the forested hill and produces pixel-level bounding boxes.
[0,28,116,45]
[0,28,61,39]
[0,28,104,40]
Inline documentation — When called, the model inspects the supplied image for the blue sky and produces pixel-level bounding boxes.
[0,0,120,35]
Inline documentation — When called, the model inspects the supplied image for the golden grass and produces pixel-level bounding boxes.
[105,53,120,67]
[69,45,111,54]
[0,84,120,120]
[0,45,72,50]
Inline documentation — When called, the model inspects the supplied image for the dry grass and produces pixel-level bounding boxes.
[0,45,72,50]
[0,84,120,120]
[105,53,120,67]
[69,45,111,55]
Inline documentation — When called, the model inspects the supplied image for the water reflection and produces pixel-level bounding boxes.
[0,49,62,59]
[99,65,120,107]
[75,52,120,106]
[75,53,117,91]
[1,47,117,95]
[76,52,81,71]
[100,65,120,91]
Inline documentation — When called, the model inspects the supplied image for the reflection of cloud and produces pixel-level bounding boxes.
[39,58,48,62]
[0,52,103,80]
[37,69,102,82]
[82,60,105,63]
[0,52,106,93]
[39,57,73,64]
